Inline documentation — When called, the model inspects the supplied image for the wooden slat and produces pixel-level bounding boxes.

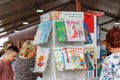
[76,0,82,11]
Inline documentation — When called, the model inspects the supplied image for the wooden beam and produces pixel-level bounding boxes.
[101,27,109,32]
[0,0,72,20]
[100,18,120,26]
[100,19,116,26]
[0,0,46,20]
[76,0,82,11]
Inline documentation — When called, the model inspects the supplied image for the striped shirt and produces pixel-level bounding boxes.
[0,57,13,80]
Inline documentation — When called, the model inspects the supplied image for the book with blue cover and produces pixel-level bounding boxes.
[39,20,52,43]
[85,52,94,70]
[33,20,52,44]
[84,23,92,44]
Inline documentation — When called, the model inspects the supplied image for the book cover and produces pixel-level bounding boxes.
[65,19,85,41]
[35,46,51,72]
[84,23,92,44]
[84,47,96,63]
[55,21,66,42]
[33,24,42,45]
[39,20,52,43]
[84,15,95,33]
[64,47,87,70]
[33,20,52,44]
[85,52,94,70]
[54,48,66,71]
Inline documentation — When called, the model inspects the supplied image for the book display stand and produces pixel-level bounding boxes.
[34,11,101,80]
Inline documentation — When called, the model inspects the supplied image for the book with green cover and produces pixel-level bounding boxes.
[55,21,66,42]
[85,52,94,70]
[54,48,66,71]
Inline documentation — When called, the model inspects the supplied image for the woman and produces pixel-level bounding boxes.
[99,27,120,80]
[14,40,37,80]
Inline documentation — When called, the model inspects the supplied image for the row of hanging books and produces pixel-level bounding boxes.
[33,11,95,44]
[34,46,95,72]
[33,11,104,79]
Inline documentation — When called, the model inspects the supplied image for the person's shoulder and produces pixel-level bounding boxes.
[104,53,120,63]
[104,54,112,60]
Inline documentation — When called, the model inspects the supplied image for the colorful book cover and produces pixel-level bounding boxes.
[84,23,92,44]
[33,24,42,45]
[55,21,66,42]
[65,19,85,42]
[35,46,51,72]
[54,48,66,71]
[84,15,95,33]
[64,47,87,70]
[39,20,52,43]
[84,47,96,63]
[33,20,52,44]
[85,52,94,70]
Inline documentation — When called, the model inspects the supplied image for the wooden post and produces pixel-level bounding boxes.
[76,0,82,11]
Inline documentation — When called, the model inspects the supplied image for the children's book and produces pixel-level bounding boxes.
[35,46,51,72]
[65,19,85,42]
[55,21,66,42]
[64,47,87,70]
[84,47,96,63]
[85,52,94,70]
[33,20,52,44]
[53,48,66,71]
[33,24,42,45]
[39,20,52,43]
[84,15,95,33]
[84,23,92,44]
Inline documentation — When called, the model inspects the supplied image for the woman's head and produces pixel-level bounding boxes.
[20,40,34,57]
[106,27,120,48]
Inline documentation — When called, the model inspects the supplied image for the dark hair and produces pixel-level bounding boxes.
[3,41,14,48]
[106,27,120,48]
[7,45,19,53]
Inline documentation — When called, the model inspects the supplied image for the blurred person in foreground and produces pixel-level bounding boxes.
[14,40,37,80]
[0,45,19,80]
[99,27,120,80]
